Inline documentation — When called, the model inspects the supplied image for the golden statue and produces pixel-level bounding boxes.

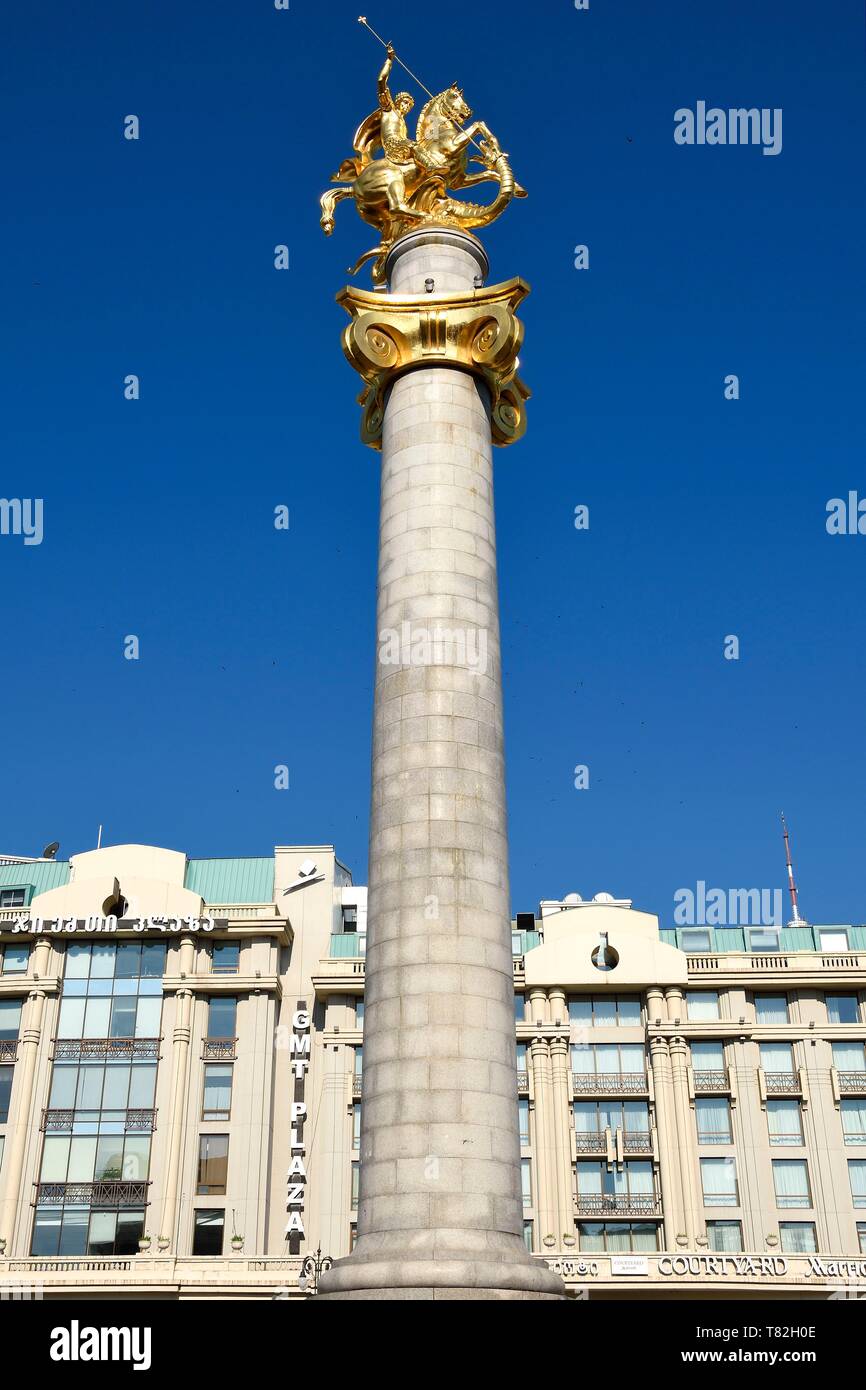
[320,22,526,284]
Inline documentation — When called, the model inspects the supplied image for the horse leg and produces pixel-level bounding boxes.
[320,185,352,235]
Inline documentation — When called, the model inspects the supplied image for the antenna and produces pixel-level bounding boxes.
[781,813,805,927]
[97,824,103,850]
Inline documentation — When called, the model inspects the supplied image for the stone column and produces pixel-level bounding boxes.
[549,1037,576,1247]
[159,935,196,1249]
[669,1033,699,1246]
[319,230,562,1300]
[0,985,47,1253]
[649,1036,682,1250]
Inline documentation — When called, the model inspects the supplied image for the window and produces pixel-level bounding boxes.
[573,1100,650,1135]
[570,1043,646,1078]
[0,888,26,909]
[197,1134,229,1195]
[686,992,720,1021]
[38,1133,151,1185]
[833,1042,866,1074]
[523,1220,533,1252]
[760,1042,795,1076]
[516,1042,527,1077]
[575,1160,655,1207]
[695,1097,732,1144]
[514,993,525,1021]
[827,994,860,1025]
[681,929,711,952]
[211,943,240,975]
[748,929,780,953]
[351,1161,359,1210]
[1,942,28,974]
[0,1067,13,1123]
[0,1136,4,1170]
[354,1046,363,1076]
[754,994,788,1025]
[576,1222,659,1253]
[567,996,642,1026]
[691,1041,726,1075]
[700,1157,738,1206]
[849,1160,866,1208]
[772,1159,811,1208]
[202,1065,233,1119]
[767,1099,803,1146]
[192,1208,224,1256]
[352,1103,361,1150]
[820,931,849,952]
[858,1223,866,1255]
[355,1000,364,1026]
[521,1158,533,1207]
[32,1207,145,1257]
[342,905,358,932]
[0,1000,22,1040]
[518,1097,530,1146]
[779,1223,817,1254]
[46,1060,157,1118]
[706,1220,743,1253]
[841,1099,866,1146]
[207,997,236,1039]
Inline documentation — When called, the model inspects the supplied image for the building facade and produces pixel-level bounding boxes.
[1,846,865,1299]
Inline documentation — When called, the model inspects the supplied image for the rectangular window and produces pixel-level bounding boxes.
[841,1099,866,1146]
[207,997,236,1039]
[760,1042,795,1075]
[695,1096,732,1144]
[820,930,849,952]
[355,1000,364,1026]
[576,1221,659,1253]
[1,942,29,974]
[518,1097,530,1146]
[0,1067,13,1123]
[748,929,780,953]
[700,1157,738,1206]
[516,1042,527,1076]
[354,1046,363,1076]
[351,1161,359,1210]
[570,1043,646,1078]
[691,1041,726,1073]
[849,1160,866,1208]
[197,1134,229,1196]
[767,1099,803,1146]
[352,1103,361,1150]
[202,1065,233,1119]
[686,992,720,1021]
[779,1222,818,1254]
[192,1208,224,1256]
[681,929,711,952]
[522,1220,533,1252]
[833,1042,866,1073]
[754,994,788,1025]
[0,888,27,908]
[772,1159,811,1208]
[211,943,240,975]
[858,1223,866,1255]
[706,1220,743,1253]
[521,1158,533,1207]
[0,1000,22,1041]
[567,996,642,1026]
[514,993,525,1021]
[827,994,860,1025]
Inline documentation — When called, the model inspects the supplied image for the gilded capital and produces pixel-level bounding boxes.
[336,277,531,448]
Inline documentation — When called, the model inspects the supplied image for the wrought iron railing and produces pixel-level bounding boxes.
[573,1132,608,1154]
[839,1072,866,1093]
[572,1073,648,1095]
[517,1071,529,1095]
[35,1181,150,1208]
[574,1194,662,1217]
[0,1039,18,1062]
[622,1132,654,1155]
[54,1038,159,1061]
[352,1076,362,1098]
[693,1070,729,1093]
[42,1109,157,1133]
[764,1071,800,1094]
[202,1037,236,1060]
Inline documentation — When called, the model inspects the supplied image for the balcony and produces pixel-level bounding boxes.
[764,1071,801,1095]
[54,1038,160,1061]
[693,1070,730,1093]
[35,1181,150,1208]
[572,1073,649,1096]
[352,1076,362,1098]
[622,1132,654,1156]
[203,1037,236,1060]
[574,1194,662,1218]
[42,1109,157,1134]
[573,1132,608,1155]
[838,1072,866,1094]
[686,951,862,980]
[517,1070,529,1095]
[0,1040,18,1062]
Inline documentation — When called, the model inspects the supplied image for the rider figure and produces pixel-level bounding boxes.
[377,44,416,167]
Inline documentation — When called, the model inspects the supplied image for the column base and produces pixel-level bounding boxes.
[316,1231,565,1301]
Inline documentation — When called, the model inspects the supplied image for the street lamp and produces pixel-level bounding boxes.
[298,1245,333,1296]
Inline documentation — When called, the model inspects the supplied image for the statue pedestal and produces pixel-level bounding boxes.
[318,230,564,1302]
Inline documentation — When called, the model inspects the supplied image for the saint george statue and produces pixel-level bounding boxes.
[319,35,526,284]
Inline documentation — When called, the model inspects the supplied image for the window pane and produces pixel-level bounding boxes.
[40,1136,70,1183]
[88,1211,117,1255]
[755,995,788,1024]
[134,996,163,1038]
[64,944,91,979]
[760,1042,794,1073]
[707,1221,742,1253]
[833,1043,866,1072]
[109,998,137,1039]
[122,1136,151,1181]
[212,943,240,974]
[682,929,711,952]
[94,1137,125,1181]
[202,1065,233,1118]
[193,1208,224,1255]
[207,997,236,1038]
[767,1099,802,1145]
[842,1099,866,1144]
[197,1134,229,1195]
[691,1041,725,1071]
[696,1097,732,1143]
[76,1065,105,1110]
[67,1136,98,1183]
[115,1209,145,1255]
[90,944,116,978]
[140,943,166,978]
[749,930,780,953]
[571,1044,593,1074]
[827,995,859,1025]
[0,1000,23,1040]
[849,1160,866,1205]
[128,1064,157,1109]
[518,1097,530,1145]
[58,1208,89,1257]
[618,998,641,1026]
[31,1210,62,1256]
[687,993,720,1021]
[821,931,849,952]
[620,1045,645,1073]
[2,943,29,974]
[114,944,142,979]
[772,1160,811,1207]
[780,1223,817,1254]
[48,1065,78,1110]
[593,997,617,1027]
[568,998,592,1026]
[577,1222,605,1252]
[83,997,111,1038]
[700,1157,738,1204]
[623,1102,650,1133]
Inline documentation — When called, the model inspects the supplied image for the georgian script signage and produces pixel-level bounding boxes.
[9,916,222,934]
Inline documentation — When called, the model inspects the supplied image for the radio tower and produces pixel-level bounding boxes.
[781,813,806,928]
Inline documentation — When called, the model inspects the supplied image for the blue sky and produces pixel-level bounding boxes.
[2,0,864,924]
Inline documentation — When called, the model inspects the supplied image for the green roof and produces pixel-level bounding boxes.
[184,858,275,905]
[0,860,70,901]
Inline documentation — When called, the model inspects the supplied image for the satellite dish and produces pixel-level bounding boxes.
[593,891,615,903]
[42,841,60,860]
[563,893,582,904]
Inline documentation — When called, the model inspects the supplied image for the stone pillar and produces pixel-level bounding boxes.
[0,985,47,1252]
[319,229,562,1300]
[649,1036,682,1250]
[669,1034,699,1246]
[529,1037,557,1248]
[549,1037,576,1247]
[159,935,196,1249]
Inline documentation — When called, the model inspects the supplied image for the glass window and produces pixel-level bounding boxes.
[109,997,137,1039]
[82,997,111,1038]
[700,1157,738,1206]
[197,1134,229,1195]
[1,943,29,974]
[779,1222,817,1254]
[841,1099,866,1145]
[820,931,849,952]
[352,1103,362,1150]
[90,944,116,979]
[207,997,236,1039]
[0,888,27,909]
[849,1160,866,1208]
[706,1220,743,1253]
[686,992,720,1021]
[772,1159,811,1208]
[202,1065,233,1119]
[833,1042,866,1073]
[521,1158,532,1207]
[681,929,711,952]
[114,944,141,979]
[514,993,525,1021]
[827,995,860,1025]
[351,1161,359,1209]
[140,943,166,978]
[134,995,162,1038]
[518,1097,530,1146]
[767,1099,803,1146]
[0,1067,13,1123]
[523,1220,533,1252]
[355,1000,364,1026]
[515,1042,527,1074]
[691,1041,726,1073]
[748,930,780,953]
[192,1208,224,1256]
[695,1096,732,1144]
[755,994,788,1024]
[858,1224,866,1255]
[48,1065,77,1110]
[212,943,240,975]
[0,1000,22,1040]
[760,1042,795,1074]
[567,996,642,1026]
[576,1222,659,1253]
[128,1064,157,1110]
[354,1046,363,1076]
